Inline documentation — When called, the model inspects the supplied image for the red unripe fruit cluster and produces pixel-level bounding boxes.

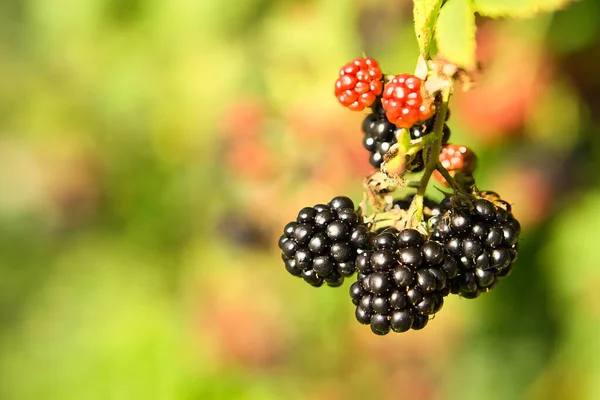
[335,58,383,111]
[382,74,434,129]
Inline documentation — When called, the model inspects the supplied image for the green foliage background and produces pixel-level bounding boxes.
[0,0,600,399]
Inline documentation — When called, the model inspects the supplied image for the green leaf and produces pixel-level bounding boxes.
[413,0,444,57]
[436,0,477,70]
[473,0,577,18]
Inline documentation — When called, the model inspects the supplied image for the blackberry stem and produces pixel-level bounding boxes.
[435,162,463,193]
[409,86,452,226]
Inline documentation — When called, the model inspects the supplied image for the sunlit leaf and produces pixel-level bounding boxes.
[473,0,577,18]
[436,0,477,69]
[413,0,444,57]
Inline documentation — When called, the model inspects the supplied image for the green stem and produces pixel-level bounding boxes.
[406,180,421,189]
[409,86,452,225]
[406,133,438,157]
[435,162,462,193]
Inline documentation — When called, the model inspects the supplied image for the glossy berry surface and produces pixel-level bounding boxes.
[430,196,520,298]
[335,57,383,111]
[279,196,370,287]
[382,74,434,129]
[350,228,451,334]
[361,102,398,168]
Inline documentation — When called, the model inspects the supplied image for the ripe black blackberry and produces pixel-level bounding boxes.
[430,196,520,298]
[279,196,371,287]
[350,228,458,335]
[362,104,398,169]
[362,102,451,171]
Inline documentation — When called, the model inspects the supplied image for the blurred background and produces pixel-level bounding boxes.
[0,0,599,399]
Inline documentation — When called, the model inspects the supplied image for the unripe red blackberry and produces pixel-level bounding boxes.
[279,196,370,287]
[430,196,520,298]
[434,144,478,186]
[335,57,383,111]
[382,74,434,129]
[350,228,452,335]
[439,144,477,174]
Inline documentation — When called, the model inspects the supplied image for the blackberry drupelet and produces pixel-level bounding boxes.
[279,196,370,287]
[430,197,520,298]
[350,228,456,335]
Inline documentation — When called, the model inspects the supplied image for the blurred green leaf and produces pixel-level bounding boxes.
[548,0,600,53]
[436,0,476,69]
[0,239,187,400]
[544,191,600,299]
[413,0,444,57]
[542,190,600,399]
[473,0,577,18]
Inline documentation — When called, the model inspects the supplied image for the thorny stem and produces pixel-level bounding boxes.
[409,86,452,226]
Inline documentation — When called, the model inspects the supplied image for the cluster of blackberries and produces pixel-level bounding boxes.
[278,194,521,335]
[362,102,451,169]
[320,58,522,336]
[350,228,458,334]
[430,197,520,298]
[278,196,370,287]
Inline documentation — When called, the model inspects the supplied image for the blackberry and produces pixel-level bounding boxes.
[430,196,520,298]
[361,105,398,169]
[362,104,451,171]
[382,74,434,128]
[350,228,453,335]
[434,144,478,187]
[438,144,477,175]
[335,57,383,111]
[279,196,370,287]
